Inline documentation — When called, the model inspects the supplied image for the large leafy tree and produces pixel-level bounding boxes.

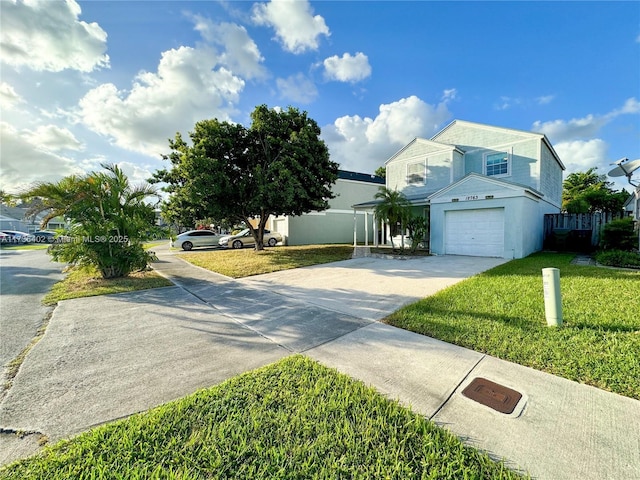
[562,168,629,213]
[153,105,339,250]
[22,164,159,279]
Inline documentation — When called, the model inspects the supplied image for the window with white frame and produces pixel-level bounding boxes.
[484,151,510,177]
[406,160,426,185]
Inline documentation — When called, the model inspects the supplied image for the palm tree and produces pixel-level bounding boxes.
[22,164,159,278]
[373,187,411,250]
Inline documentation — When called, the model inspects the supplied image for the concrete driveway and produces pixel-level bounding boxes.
[238,255,508,320]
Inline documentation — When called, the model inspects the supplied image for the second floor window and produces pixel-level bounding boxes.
[485,152,510,177]
[407,160,426,185]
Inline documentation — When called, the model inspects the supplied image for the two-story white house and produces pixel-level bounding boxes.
[356,120,565,259]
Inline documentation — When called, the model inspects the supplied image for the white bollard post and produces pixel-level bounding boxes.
[542,268,563,327]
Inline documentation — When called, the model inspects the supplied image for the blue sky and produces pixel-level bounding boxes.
[1,0,639,194]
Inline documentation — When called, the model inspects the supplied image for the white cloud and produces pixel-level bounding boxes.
[323,52,371,83]
[0,0,109,72]
[0,122,84,193]
[115,161,157,189]
[22,125,84,152]
[78,46,245,157]
[0,82,24,109]
[533,97,640,143]
[441,89,458,102]
[611,97,640,115]
[532,115,607,143]
[252,0,330,54]
[536,95,555,105]
[553,139,609,174]
[276,73,318,103]
[322,94,453,173]
[188,15,267,80]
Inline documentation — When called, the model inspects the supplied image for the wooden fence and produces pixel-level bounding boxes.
[543,212,627,251]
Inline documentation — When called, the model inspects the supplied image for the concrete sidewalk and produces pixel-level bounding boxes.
[1,249,638,478]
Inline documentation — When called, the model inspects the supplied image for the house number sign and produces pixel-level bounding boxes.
[464,195,479,201]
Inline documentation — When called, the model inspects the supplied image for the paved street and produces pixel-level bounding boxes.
[0,249,65,372]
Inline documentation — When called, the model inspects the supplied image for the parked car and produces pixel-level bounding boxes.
[1,230,35,243]
[218,228,282,249]
[173,229,223,251]
[32,230,58,243]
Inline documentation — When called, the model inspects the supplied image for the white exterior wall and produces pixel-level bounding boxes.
[431,196,541,259]
[429,175,544,259]
[539,141,563,207]
[272,178,382,245]
[433,122,530,152]
[385,140,455,194]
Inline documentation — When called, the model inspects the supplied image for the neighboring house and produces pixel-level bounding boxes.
[623,186,639,219]
[355,120,565,259]
[271,170,385,245]
[0,213,30,232]
[0,204,67,232]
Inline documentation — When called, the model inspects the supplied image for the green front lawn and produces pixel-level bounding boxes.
[0,356,523,479]
[42,266,173,305]
[385,253,640,399]
[180,244,354,278]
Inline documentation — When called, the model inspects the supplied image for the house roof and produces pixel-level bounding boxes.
[384,138,464,165]
[428,172,544,200]
[432,119,566,171]
[338,170,385,184]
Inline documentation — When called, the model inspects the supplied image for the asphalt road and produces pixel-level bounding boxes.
[0,248,65,370]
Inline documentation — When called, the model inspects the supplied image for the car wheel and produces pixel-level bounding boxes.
[182,241,193,251]
[232,240,243,249]
[267,237,277,247]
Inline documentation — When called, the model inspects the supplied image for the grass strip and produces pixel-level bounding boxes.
[42,266,173,305]
[180,244,354,278]
[385,253,640,399]
[0,356,524,479]
[0,244,48,250]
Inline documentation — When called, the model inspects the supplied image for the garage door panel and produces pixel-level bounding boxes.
[445,208,504,257]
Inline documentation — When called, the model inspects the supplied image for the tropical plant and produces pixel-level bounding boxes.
[374,165,386,179]
[406,215,429,253]
[594,249,640,268]
[0,189,17,206]
[562,168,629,213]
[22,164,159,279]
[600,217,638,251]
[152,105,338,251]
[373,187,411,250]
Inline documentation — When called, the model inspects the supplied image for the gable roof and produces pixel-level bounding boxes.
[384,137,463,165]
[432,119,566,170]
[428,172,544,201]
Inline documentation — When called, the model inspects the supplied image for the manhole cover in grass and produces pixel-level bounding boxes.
[462,377,522,414]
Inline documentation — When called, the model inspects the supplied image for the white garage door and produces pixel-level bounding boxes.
[445,208,505,257]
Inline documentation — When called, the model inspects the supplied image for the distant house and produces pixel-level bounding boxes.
[623,186,639,219]
[0,204,67,232]
[270,170,385,245]
[355,120,565,259]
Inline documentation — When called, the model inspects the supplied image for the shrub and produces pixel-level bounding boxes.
[600,217,638,251]
[594,249,640,268]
